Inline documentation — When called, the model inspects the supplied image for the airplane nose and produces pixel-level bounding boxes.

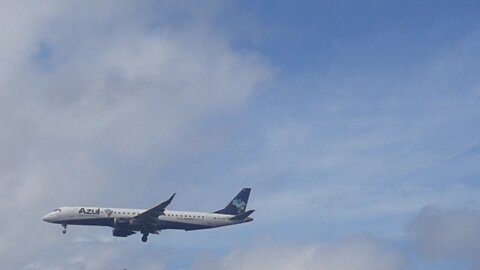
[42,213,53,223]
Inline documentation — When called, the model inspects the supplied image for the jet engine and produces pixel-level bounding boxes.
[112,228,135,237]
[112,218,135,237]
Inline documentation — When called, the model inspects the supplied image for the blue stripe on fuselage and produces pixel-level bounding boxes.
[51,218,115,227]
[51,217,213,231]
[156,220,213,231]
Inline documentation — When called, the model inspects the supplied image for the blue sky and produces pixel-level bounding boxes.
[1,1,480,269]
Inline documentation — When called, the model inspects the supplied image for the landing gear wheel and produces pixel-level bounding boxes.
[141,235,148,242]
[62,224,67,234]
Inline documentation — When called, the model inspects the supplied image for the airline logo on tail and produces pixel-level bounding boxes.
[232,198,246,213]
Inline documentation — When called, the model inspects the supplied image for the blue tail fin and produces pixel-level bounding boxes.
[214,188,251,215]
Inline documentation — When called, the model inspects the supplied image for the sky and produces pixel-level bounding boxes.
[1,1,480,269]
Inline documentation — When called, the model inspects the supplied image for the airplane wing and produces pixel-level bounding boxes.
[134,193,176,223]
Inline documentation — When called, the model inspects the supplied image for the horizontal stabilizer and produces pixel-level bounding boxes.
[229,209,255,220]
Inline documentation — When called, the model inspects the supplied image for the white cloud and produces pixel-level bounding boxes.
[0,2,270,269]
[23,244,166,270]
[196,237,405,270]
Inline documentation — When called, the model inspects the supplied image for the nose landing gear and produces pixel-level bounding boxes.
[141,234,148,242]
[62,224,67,234]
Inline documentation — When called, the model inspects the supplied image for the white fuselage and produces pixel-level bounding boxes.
[43,206,252,231]
[42,188,254,242]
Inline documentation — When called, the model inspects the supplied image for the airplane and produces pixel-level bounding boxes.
[42,188,254,242]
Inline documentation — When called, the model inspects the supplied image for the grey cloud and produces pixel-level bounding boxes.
[410,206,480,263]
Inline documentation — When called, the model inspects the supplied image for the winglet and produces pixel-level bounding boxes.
[160,193,176,209]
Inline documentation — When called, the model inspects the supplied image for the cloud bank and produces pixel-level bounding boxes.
[1,1,480,270]
[0,1,270,269]
[198,237,405,270]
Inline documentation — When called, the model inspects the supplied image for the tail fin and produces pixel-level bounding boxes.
[214,188,251,215]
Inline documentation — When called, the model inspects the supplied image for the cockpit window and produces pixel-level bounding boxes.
[52,209,61,212]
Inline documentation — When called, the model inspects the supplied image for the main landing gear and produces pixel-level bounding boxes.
[62,224,67,234]
[140,227,159,243]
